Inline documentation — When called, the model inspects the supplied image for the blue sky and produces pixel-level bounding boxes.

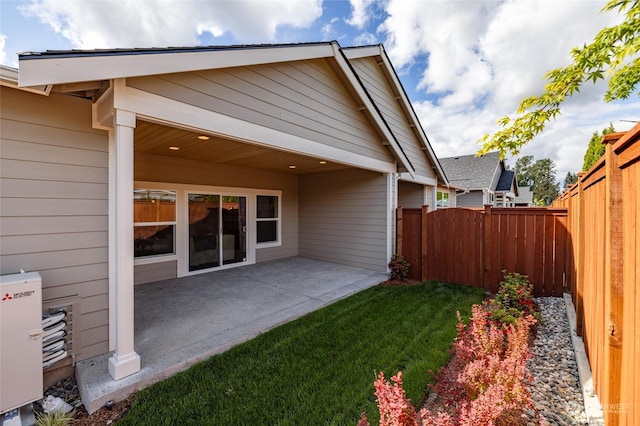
[2,0,639,182]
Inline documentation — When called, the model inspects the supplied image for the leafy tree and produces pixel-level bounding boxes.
[479,0,640,158]
[514,156,535,187]
[513,156,560,205]
[530,158,560,205]
[582,123,616,170]
[564,171,578,189]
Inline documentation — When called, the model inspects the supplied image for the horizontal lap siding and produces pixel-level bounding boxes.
[349,58,436,180]
[457,191,484,207]
[0,87,110,361]
[398,181,424,208]
[135,261,178,285]
[127,59,393,163]
[135,153,298,263]
[299,169,388,271]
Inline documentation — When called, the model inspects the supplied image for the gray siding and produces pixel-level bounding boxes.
[457,190,484,208]
[0,87,110,361]
[127,59,394,163]
[349,57,437,180]
[299,169,388,272]
[135,261,178,285]
[398,181,424,208]
[135,153,298,262]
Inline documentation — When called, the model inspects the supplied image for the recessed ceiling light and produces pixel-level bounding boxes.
[197,135,210,140]
[319,161,327,165]
[289,165,296,169]
[169,146,180,150]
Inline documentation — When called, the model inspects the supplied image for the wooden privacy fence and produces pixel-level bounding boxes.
[553,124,640,426]
[397,205,568,296]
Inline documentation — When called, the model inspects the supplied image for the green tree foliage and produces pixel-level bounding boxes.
[514,155,535,187]
[513,156,560,205]
[479,0,640,158]
[564,171,578,189]
[531,158,560,205]
[582,123,616,170]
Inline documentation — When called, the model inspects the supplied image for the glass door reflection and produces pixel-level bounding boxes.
[188,193,247,272]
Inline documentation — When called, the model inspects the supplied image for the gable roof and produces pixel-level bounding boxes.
[495,169,517,194]
[515,186,534,205]
[439,151,502,190]
[16,41,447,184]
[343,45,447,184]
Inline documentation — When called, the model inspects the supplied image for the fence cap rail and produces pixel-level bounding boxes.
[613,121,640,154]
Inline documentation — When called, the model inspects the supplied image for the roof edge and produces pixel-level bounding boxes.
[18,42,338,87]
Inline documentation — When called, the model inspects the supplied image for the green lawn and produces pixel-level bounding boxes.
[118,281,485,425]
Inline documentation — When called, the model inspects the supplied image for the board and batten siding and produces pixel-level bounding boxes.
[348,57,437,180]
[126,59,394,164]
[0,86,110,361]
[299,169,388,272]
[398,181,425,208]
[134,152,298,278]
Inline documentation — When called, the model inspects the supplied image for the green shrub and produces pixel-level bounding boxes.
[488,271,541,326]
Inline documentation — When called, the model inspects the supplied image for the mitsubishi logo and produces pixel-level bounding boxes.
[2,293,13,301]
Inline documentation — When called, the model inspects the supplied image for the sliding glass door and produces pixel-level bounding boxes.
[188,193,247,272]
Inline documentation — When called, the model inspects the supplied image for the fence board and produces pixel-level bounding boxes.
[400,206,567,297]
[552,123,640,425]
[397,208,422,281]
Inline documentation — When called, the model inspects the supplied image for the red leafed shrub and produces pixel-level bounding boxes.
[360,301,537,425]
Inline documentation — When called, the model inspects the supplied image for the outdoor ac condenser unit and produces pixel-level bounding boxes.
[1,271,43,415]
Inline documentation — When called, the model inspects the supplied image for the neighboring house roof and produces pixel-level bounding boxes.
[15,41,448,185]
[439,151,503,191]
[495,169,518,195]
[515,186,534,205]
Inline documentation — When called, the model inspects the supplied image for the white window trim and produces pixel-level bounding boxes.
[256,192,282,249]
[436,190,450,209]
[133,181,282,275]
[133,188,178,264]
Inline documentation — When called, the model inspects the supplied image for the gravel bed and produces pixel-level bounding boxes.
[523,297,589,425]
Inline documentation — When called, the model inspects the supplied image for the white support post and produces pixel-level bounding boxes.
[108,109,141,381]
[387,172,398,264]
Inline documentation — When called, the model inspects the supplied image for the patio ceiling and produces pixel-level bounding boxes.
[135,120,350,175]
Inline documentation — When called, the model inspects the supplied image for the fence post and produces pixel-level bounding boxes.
[575,173,585,337]
[482,204,492,292]
[604,136,624,425]
[421,205,428,281]
[396,207,403,257]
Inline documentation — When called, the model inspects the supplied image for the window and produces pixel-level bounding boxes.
[436,191,449,208]
[256,195,279,244]
[134,189,176,258]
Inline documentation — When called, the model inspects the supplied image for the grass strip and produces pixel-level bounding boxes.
[119,281,485,425]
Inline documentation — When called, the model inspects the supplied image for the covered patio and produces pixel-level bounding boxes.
[75,257,388,414]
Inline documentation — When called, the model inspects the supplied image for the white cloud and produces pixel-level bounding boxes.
[19,0,323,49]
[321,17,340,40]
[353,32,378,45]
[347,0,376,28]
[380,0,636,181]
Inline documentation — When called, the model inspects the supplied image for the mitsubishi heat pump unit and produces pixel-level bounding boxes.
[1,271,43,415]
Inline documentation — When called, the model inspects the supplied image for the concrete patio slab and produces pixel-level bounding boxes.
[75,257,388,414]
